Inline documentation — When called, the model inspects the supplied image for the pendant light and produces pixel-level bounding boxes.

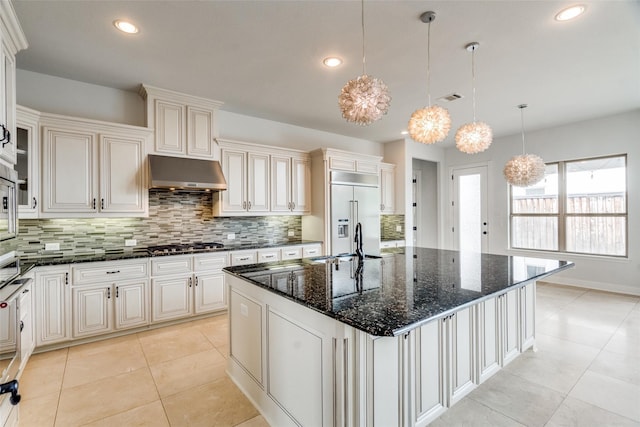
[407,11,451,145]
[503,104,546,187]
[455,42,493,154]
[338,0,391,125]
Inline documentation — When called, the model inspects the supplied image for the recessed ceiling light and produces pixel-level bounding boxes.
[401,130,409,135]
[555,5,586,21]
[113,20,139,34]
[323,57,343,68]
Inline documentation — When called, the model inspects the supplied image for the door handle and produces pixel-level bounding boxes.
[247,201,252,209]
[107,288,111,299]
[32,197,37,209]
[92,198,96,209]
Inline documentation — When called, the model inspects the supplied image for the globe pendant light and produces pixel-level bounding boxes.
[407,11,451,144]
[503,104,546,187]
[338,0,391,125]
[455,42,493,154]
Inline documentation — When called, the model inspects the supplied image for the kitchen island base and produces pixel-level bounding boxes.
[226,273,537,427]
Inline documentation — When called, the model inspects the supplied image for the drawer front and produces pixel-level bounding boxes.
[281,247,303,260]
[193,253,228,272]
[230,251,258,266]
[72,260,149,285]
[151,256,193,276]
[302,244,322,258]
[380,241,396,249]
[258,249,280,263]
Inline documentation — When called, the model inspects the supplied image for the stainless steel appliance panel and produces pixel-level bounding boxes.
[0,164,17,242]
[354,185,380,256]
[330,184,354,256]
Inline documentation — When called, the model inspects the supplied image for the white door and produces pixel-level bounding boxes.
[1,43,16,165]
[100,134,146,213]
[500,290,521,366]
[115,281,149,330]
[194,274,225,313]
[186,106,214,158]
[271,156,291,212]
[154,99,185,154]
[291,158,311,213]
[452,166,488,252]
[447,307,476,406]
[35,269,71,346]
[73,286,112,338]
[151,276,192,322]
[247,152,270,212]
[221,149,247,212]
[42,127,97,213]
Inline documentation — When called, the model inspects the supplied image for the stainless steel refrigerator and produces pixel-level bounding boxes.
[330,171,380,256]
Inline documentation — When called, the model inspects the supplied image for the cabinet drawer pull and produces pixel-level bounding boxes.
[32,197,37,209]
[65,272,69,285]
[247,201,252,209]
[195,277,198,286]
[93,198,96,209]
[106,270,120,275]
[307,250,317,254]
[286,252,296,256]
[238,256,250,261]
[189,277,193,288]
[116,286,119,298]
[264,254,275,259]
[107,288,111,299]
[101,198,105,209]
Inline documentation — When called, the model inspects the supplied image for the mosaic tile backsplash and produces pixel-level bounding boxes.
[381,214,405,241]
[13,191,302,257]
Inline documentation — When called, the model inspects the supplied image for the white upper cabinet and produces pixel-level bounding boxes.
[140,85,223,160]
[16,106,41,218]
[214,139,310,216]
[380,162,396,214]
[40,113,151,217]
[0,1,28,166]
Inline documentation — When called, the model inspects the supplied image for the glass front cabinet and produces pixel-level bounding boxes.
[16,105,40,218]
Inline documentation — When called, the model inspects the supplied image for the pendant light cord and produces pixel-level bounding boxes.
[520,104,527,155]
[361,0,366,76]
[426,21,432,106]
[471,47,477,123]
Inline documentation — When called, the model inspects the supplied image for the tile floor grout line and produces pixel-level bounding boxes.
[52,348,70,427]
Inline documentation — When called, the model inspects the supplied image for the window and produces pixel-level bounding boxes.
[510,155,627,257]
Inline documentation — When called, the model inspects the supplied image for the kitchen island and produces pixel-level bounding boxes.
[223,247,573,427]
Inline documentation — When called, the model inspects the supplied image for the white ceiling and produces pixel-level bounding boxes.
[12,0,640,145]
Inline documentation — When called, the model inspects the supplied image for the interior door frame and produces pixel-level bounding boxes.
[450,163,489,252]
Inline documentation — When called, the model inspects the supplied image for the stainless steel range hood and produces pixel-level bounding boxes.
[148,155,227,191]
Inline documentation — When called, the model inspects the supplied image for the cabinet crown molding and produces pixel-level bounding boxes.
[217,138,310,157]
[312,147,383,164]
[139,84,224,110]
[0,1,28,54]
[38,111,152,137]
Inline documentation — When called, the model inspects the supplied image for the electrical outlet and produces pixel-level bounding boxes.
[125,239,137,247]
[45,243,60,251]
[227,233,236,240]
[396,225,402,232]
[288,230,295,237]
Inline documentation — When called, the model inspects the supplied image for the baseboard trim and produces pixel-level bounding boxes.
[542,277,640,296]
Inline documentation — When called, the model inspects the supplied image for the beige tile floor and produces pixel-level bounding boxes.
[17,283,640,426]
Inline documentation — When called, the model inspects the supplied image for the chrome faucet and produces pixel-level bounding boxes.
[354,222,364,261]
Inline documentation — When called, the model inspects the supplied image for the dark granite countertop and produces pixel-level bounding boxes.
[19,240,323,267]
[223,247,574,337]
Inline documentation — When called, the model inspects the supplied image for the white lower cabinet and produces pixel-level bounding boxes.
[34,265,71,347]
[73,280,149,338]
[151,253,227,322]
[500,289,521,366]
[519,282,536,351]
[444,307,476,406]
[71,259,150,339]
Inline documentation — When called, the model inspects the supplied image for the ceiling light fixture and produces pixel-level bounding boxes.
[338,0,391,126]
[407,11,451,145]
[503,104,546,187]
[455,42,493,154]
[113,20,139,34]
[323,57,343,68]
[555,5,586,21]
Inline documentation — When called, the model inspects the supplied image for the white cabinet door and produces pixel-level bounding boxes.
[34,268,71,347]
[414,320,447,426]
[73,285,112,338]
[42,127,97,213]
[446,307,476,406]
[186,106,214,158]
[151,276,192,322]
[16,106,40,218]
[519,282,536,351]
[115,281,149,330]
[154,99,185,155]
[99,134,147,214]
[500,289,521,366]
[247,152,270,212]
[380,164,395,214]
[19,282,35,362]
[221,149,247,212]
[194,273,225,313]
[0,296,15,353]
[291,158,311,213]
[271,156,291,212]
[476,297,501,383]
[0,42,16,165]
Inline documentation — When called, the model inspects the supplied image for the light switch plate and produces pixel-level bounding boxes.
[227,233,236,240]
[396,225,402,232]
[45,243,60,251]
[288,230,295,237]
[125,239,137,247]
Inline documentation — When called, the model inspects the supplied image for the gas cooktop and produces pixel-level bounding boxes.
[147,242,224,255]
